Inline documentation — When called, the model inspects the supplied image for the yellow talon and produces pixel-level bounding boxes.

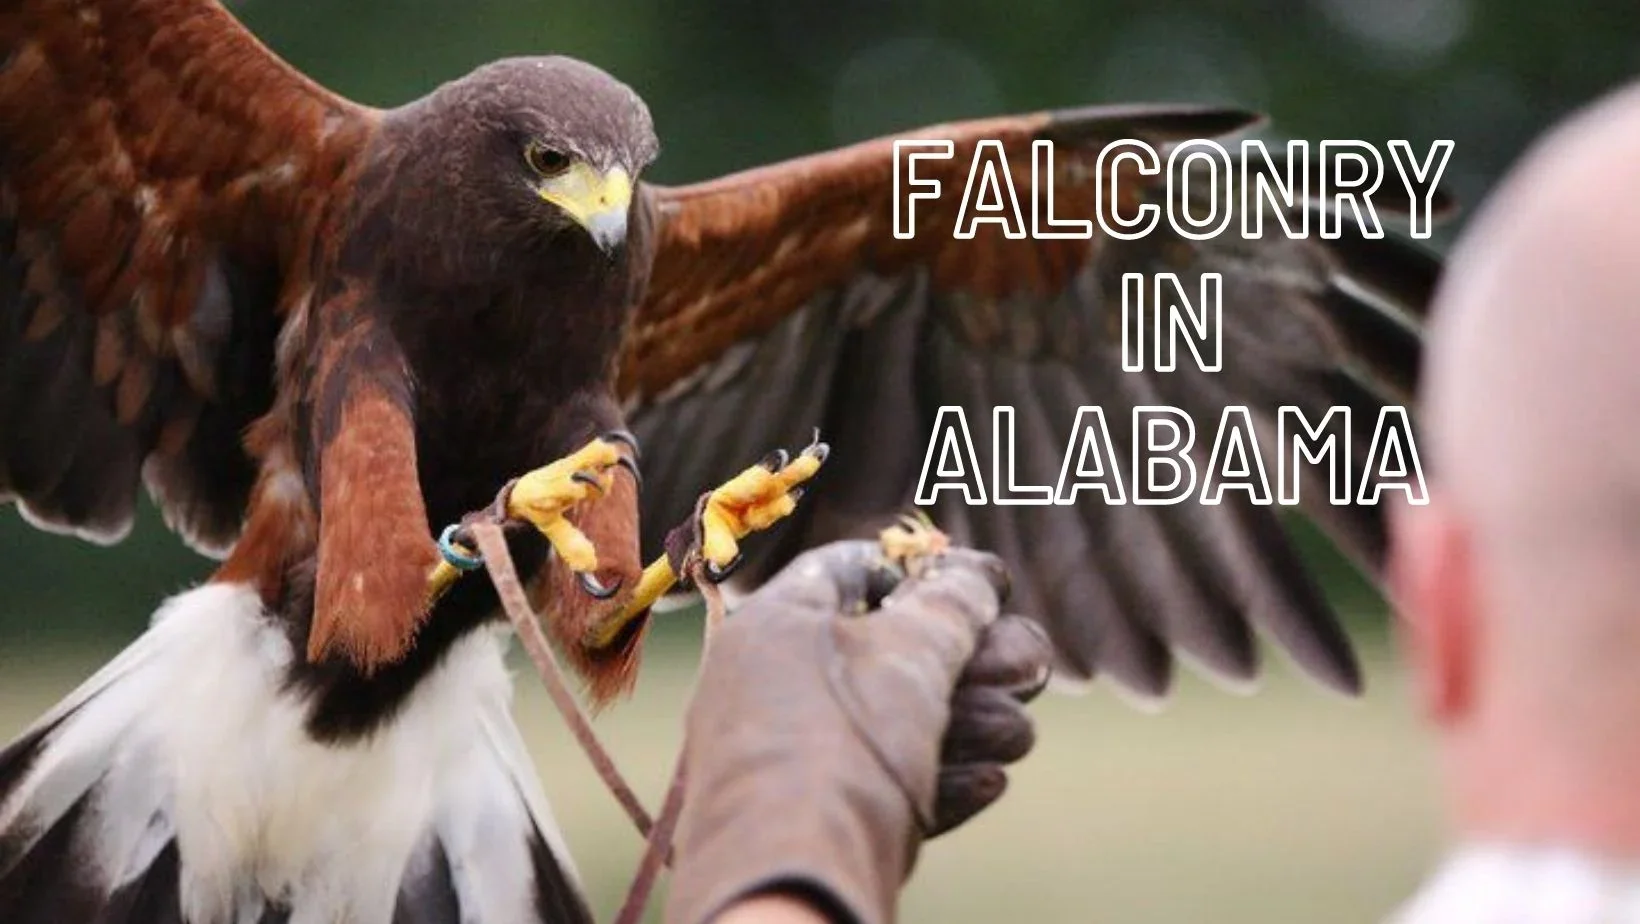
[539,518,597,572]
[879,512,950,570]
[509,441,620,518]
[423,433,640,609]
[700,505,741,566]
[585,557,679,650]
[585,436,830,648]
[698,440,827,571]
[506,435,630,574]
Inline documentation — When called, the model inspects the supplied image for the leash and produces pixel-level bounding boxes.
[469,524,662,842]
[609,568,728,924]
[469,521,714,924]
[453,436,833,923]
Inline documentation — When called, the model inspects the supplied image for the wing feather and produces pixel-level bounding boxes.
[624,105,1438,695]
[0,0,375,553]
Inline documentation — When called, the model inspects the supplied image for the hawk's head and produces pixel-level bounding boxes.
[372,55,659,275]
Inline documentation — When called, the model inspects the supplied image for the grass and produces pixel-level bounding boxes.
[0,624,1442,923]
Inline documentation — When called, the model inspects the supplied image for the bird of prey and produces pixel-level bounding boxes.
[0,0,1435,921]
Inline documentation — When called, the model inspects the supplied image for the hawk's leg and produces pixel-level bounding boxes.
[694,438,830,579]
[505,432,641,596]
[427,432,640,602]
[582,435,829,651]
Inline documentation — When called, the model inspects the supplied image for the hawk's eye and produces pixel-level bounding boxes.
[525,143,572,177]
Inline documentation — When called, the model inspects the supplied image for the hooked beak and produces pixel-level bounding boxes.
[537,163,633,254]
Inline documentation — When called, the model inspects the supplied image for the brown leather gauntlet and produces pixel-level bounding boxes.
[665,542,1052,924]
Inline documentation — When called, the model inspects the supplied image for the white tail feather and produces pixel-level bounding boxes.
[0,581,591,924]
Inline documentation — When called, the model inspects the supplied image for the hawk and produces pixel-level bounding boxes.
[0,0,1436,921]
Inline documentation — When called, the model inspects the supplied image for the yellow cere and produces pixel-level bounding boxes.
[537,162,633,226]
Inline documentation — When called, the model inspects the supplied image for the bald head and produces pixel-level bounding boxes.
[1428,83,1640,534]
[1401,82,1640,854]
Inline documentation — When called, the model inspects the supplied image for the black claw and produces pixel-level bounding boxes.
[760,448,790,472]
[704,551,744,583]
[577,572,622,599]
[616,455,643,492]
[803,440,831,464]
[601,429,641,462]
[571,470,606,493]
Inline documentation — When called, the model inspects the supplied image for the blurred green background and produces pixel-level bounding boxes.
[2,0,1635,919]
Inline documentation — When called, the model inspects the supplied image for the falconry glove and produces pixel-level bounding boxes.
[664,541,1053,924]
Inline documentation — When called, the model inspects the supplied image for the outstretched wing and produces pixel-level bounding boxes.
[622,105,1440,696]
[0,0,376,554]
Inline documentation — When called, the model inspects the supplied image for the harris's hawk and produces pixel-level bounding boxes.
[0,0,1435,921]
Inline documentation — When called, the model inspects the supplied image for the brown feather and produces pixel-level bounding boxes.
[622,104,1437,698]
[308,382,439,671]
[0,0,378,549]
[622,106,1245,400]
[529,468,649,708]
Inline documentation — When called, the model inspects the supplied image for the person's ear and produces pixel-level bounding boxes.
[1387,494,1478,726]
